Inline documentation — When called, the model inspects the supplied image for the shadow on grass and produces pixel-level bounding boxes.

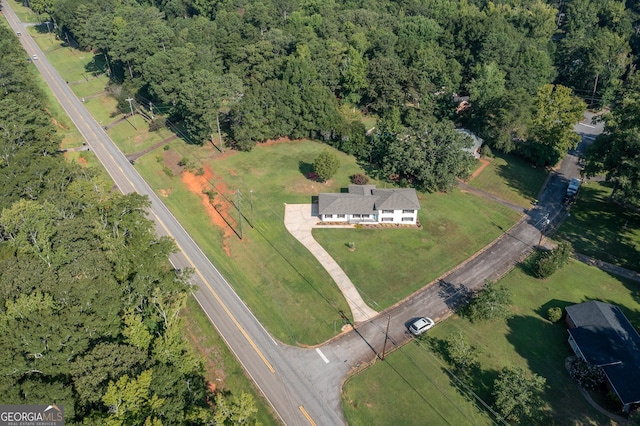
[494,152,548,200]
[85,53,108,75]
[504,314,608,424]
[298,161,313,177]
[558,183,640,272]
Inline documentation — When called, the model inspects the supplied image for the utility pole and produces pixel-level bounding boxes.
[149,102,154,120]
[538,215,550,249]
[125,97,137,128]
[236,191,243,240]
[216,113,224,153]
[381,315,391,360]
[249,190,254,228]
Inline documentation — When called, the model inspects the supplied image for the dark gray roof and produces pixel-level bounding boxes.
[566,301,640,405]
[318,185,420,215]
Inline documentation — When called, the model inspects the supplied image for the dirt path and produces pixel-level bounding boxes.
[126,135,178,161]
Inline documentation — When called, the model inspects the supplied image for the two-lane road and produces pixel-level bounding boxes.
[1,2,347,424]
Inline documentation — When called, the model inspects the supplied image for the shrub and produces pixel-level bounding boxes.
[163,144,170,151]
[568,359,605,390]
[479,144,493,158]
[547,307,562,322]
[350,173,369,185]
[466,281,512,322]
[162,166,174,177]
[196,167,205,176]
[149,117,166,132]
[313,149,340,182]
[534,241,572,278]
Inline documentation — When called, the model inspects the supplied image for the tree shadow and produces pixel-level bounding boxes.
[504,313,607,424]
[437,279,474,313]
[85,53,108,76]
[493,152,549,200]
[298,161,316,179]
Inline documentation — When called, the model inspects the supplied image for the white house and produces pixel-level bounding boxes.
[317,185,421,225]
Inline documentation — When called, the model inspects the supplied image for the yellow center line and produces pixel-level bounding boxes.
[299,406,317,426]
[28,34,275,374]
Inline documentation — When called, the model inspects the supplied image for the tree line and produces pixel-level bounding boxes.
[26,0,640,195]
[0,25,256,424]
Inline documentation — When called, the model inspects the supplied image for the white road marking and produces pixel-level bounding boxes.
[316,348,330,364]
[578,123,596,128]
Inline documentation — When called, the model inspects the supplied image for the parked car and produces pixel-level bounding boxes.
[408,317,435,336]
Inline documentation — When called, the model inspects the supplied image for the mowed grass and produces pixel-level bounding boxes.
[134,141,354,344]
[342,342,494,426]
[107,120,174,155]
[469,152,549,207]
[344,259,633,425]
[180,296,278,426]
[556,180,640,272]
[313,191,522,308]
[6,0,42,22]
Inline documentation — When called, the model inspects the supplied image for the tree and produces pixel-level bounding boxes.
[376,121,475,192]
[313,149,340,182]
[534,241,572,278]
[585,74,640,207]
[521,84,585,166]
[446,332,479,375]
[467,281,512,322]
[493,367,547,423]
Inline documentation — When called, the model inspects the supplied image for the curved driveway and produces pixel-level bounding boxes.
[283,204,378,322]
[4,2,608,423]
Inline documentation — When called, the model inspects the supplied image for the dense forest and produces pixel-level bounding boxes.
[0,24,257,424]
[22,0,640,196]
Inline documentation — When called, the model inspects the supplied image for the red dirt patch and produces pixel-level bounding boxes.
[468,157,490,181]
[181,165,236,256]
[259,136,293,147]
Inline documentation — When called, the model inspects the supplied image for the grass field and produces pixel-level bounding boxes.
[180,296,278,426]
[342,342,494,425]
[469,152,549,207]
[556,180,640,272]
[313,191,522,308]
[343,258,635,425]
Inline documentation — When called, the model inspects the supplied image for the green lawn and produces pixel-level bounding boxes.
[107,120,175,155]
[6,0,43,22]
[135,141,354,345]
[180,296,277,426]
[344,259,633,425]
[556,180,640,272]
[342,342,494,426]
[469,152,549,207]
[313,191,522,308]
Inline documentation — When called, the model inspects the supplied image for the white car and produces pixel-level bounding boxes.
[32,54,38,60]
[408,317,435,336]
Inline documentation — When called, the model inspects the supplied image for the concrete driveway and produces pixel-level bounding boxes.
[283,203,379,323]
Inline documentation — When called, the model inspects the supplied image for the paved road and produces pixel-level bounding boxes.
[4,2,610,423]
[1,3,342,425]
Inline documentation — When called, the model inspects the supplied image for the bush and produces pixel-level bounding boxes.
[163,144,170,151]
[568,359,605,390]
[313,149,340,182]
[534,241,572,278]
[466,281,512,322]
[149,117,166,132]
[479,144,493,158]
[547,307,562,322]
[350,173,369,185]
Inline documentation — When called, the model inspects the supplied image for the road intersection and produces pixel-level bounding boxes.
[2,2,607,423]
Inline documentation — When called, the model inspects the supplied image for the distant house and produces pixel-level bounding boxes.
[317,185,420,225]
[566,301,640,412]
[455,128,483,159]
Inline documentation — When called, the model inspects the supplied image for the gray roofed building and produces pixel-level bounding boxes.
[317,185,420,225]
[566,301,640,411]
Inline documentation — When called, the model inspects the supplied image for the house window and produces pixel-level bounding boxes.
[362,214,370,218]
[382,218,393,222]
[402,209,414,214]
[352,214,362,218]
[325,214,333,219]
[381,210,394,214]
[337,214,345,218]
[402,217,413,222]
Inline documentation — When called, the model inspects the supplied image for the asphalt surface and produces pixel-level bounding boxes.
[3,2,608,423]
